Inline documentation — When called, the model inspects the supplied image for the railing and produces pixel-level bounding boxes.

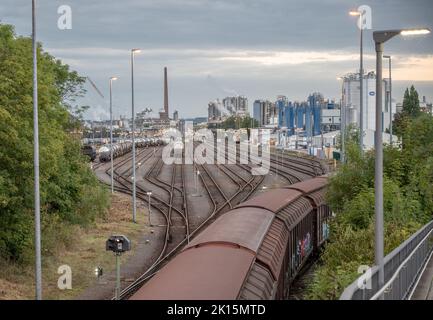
[340,221,433,300]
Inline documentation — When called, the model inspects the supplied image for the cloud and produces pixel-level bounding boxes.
[393,55,433,81]
[1,0,432,118]
[217,50,376,66]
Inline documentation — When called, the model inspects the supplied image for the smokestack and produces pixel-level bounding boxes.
[164,67,168,115]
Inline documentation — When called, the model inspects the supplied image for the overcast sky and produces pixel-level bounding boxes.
[1,0,432,119]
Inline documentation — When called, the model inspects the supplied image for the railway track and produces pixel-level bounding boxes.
[117,154,266,299]
[92,138,325,300]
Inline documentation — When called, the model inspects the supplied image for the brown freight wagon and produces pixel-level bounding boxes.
[130,176,330,300]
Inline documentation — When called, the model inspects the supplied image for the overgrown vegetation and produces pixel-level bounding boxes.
[307,85,433,299]
[218,115,259,130]
[0,24,109,264]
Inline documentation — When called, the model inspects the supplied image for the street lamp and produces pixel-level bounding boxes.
[383,55,393,145]
[373,27,430,289]
[337,76,346,163]
[349,9,365,154]
[131,48,141,223]
[146,191,152,226]
[109,76,118,194]
[32,0,42,300]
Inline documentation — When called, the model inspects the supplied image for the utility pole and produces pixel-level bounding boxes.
[32,0,42,300]
[350,9,365,154]
[384,55,393,145]
[359,19,364,154]
[131,49,141,223]
[109,77,117,194]
[373,27,430,293]
[374,36,385,291]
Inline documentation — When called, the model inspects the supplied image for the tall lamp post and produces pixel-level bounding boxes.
[350,9,365,153]
[109,76,118,194]
[337,77,345,163]
[32,0,42,300]
[131,48,141,223]
[383,55,393,145]
[373,28,430,289]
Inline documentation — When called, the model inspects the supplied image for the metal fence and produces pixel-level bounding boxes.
[340,221,433,300]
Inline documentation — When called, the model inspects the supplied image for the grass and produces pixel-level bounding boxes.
[0,192,149,300]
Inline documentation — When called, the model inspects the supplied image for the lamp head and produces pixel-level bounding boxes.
[374,28,430,44]
[349,10,361,16]
[400,28,430,36]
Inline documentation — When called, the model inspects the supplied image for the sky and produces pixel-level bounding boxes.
[1,0,432,120]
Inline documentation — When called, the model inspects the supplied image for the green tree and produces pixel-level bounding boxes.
[402,85,420,117]
[308,112,433,299]
[0,24,108,262]
[393,85,421,138]
[220,115,259,130]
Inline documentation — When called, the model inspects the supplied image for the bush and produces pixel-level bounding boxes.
[0,24,109,263]
[307,108,433,299]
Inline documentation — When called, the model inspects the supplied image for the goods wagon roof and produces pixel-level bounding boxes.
[255,218,289,280]
[129,244,255,300]
[235,189,303,213]
[285,176,328,194]
[277,196,313,230]
[186,208,274,253]
[305,189,327,207]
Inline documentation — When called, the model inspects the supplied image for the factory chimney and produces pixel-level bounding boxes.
[164,67,169,115]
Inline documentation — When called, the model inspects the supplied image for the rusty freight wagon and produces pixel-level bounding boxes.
[130,176,331,300]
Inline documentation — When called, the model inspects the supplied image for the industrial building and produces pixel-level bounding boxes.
[208,96,249,122]
[222,96,249,116]
[341,71,395,135]
[208,99,223,121]
[321,108,341,132]
[252,93,339,138]
[253,100,277,127]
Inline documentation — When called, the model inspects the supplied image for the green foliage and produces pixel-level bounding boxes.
[393,85,421,139]
[308,104,433,299]
[219,115,259,130]
[306,219,420,300]
[402,85,421,118]
[326,126,374,213]
[0,24,109,262]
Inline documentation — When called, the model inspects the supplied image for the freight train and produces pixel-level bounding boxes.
[130,176,331,300]
[81,145,97,161]
[99,138,164,162]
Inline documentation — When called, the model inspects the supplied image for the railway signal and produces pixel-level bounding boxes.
[106,235,131,300]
